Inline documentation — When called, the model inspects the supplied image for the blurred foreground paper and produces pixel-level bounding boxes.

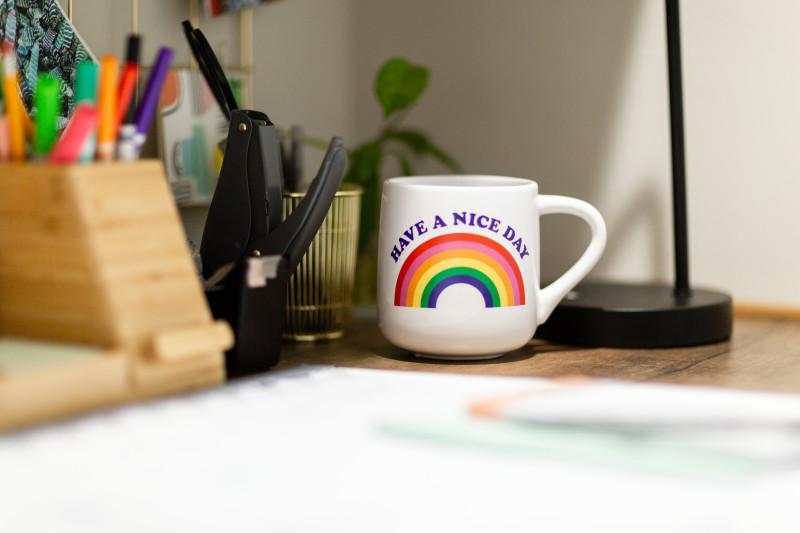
[1,367,800,532]
[386,378,800,480]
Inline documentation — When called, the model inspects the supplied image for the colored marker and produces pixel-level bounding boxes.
[0,116,9,161]
[75,60,98,162]
[33,74,59,157]
[115,36,141,162]
[0,56,7,161]
[115,125,135,161]
[115,34,140,132]
[95,55,119,161]
[133,47,173,156]
[49,104,99,163]
[2,45,27,161]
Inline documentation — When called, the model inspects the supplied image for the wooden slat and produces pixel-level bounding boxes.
[0,161,226,431]
[0,349,128,431]
[150,321,233,363]
[734,303,800,320]
[132,354,225,398]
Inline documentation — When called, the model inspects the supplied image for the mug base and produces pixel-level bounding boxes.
[413,352,506,361]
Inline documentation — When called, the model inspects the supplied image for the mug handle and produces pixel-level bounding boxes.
[536,195,607,324]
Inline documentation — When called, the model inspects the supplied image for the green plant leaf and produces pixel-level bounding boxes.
[344,143,382,186]
[357,178,382,253]
[396,154,414,176]
[387,129,462,173]
[375,58,429,118]
[343,143,383,253]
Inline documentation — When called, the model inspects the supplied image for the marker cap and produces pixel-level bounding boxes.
[75,61,98,104]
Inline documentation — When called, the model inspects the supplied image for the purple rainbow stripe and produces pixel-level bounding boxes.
[427,274,494,308]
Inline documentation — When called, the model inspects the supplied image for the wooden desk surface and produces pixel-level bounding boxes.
[277,309,800,394]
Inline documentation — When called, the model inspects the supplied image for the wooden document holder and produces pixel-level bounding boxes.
[0,161,232,431]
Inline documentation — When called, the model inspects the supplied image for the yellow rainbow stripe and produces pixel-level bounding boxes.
[407,253,512,307]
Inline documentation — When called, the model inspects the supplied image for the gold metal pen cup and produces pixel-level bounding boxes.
[282,184,362,340]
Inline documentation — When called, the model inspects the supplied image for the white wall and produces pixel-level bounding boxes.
[682,0,800,307]
[66,0,359,243]
[63,0,800,307]
[353,0,800,307]
[70,0,358,141]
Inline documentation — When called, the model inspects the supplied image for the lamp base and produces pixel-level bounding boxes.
[534,281,733,348]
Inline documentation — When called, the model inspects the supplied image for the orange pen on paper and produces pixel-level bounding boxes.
[2,44,27,161]
[95,55,119,161]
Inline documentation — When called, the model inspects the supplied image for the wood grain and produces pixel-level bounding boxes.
[0,161,228,431]
[276,308,800,394]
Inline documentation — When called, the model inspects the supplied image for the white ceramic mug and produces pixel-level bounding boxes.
[377,175,606,359]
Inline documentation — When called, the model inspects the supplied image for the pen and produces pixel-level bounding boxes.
[95,55,119,161]
[33,74,59,157]
[0,115,9,161]
[116,123,137,161]
[116,36,141,162]
[0,58,8,161]
[49,104,99,163]
[115,34,140,132]
[133,47,173,157]
[2,44,26,161]
[75,60,98,162]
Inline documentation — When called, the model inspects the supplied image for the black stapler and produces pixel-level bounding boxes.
[183,21,347,378]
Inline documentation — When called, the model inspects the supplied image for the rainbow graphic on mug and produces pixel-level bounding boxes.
[394,233,525,308]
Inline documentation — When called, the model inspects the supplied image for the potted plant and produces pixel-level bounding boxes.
[337,58,462,302]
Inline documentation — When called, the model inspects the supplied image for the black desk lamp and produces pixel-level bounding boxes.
[535,0,733,348]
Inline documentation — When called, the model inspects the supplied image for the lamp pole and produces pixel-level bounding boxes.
[665,0,690,298]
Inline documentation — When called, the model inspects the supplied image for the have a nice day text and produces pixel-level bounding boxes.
[389,212,530,263]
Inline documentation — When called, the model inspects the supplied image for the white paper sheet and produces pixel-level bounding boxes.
[1,366,799,532]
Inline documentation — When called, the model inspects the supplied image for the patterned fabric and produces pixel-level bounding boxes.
[0,0,93,128]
